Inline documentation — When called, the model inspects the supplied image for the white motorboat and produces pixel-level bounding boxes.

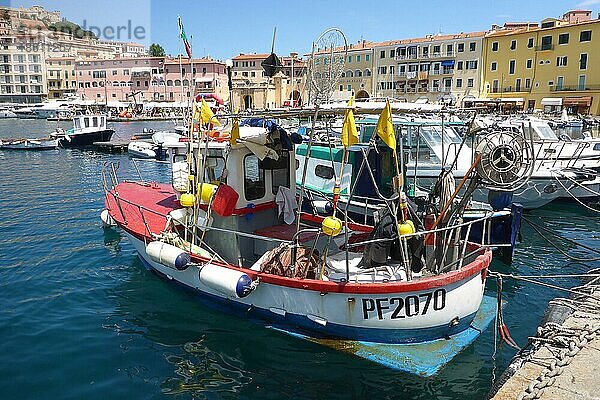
[127,141,157,159]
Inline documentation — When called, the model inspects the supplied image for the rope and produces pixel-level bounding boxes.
[551,173,600,214]
[489,271,600,302]
[496,275,521,349]
[522,217,600,262]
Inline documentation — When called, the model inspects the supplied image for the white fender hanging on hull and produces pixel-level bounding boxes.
[146,241,190,271]
[198,264,256,298]
[100,209,116,227]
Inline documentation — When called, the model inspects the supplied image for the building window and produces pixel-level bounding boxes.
[516,78,522,91]
[580,30,592,42]
[491,42,499,51]
[456,78,462,88]
[347,84,352,91]
[390,49,395,58]
[467,60,477,69]
[556,56,567,67]
[467,78,474,88]
[446,44,453,55]
[510,40,516,50]
[556,76,564,90]
[558,33,569,44]
[491,61,497,71]
[457,43,464,52]
[469,42,476,51]
[578,75,586,90]
[525,78,531,89]
[339,85,343,91]
[492,79,499,93]
[580,53,588,70]
[348,55,352,63]
[380,50,385,59]
[509,60,515,74]
[526,59,532,69]
[433,45,441,55]
[365,54,370,61]
[457,61,463,70]
[356,55,361,62]
[541,35,553,50]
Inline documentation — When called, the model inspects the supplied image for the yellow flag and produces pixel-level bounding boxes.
[200,99,221,126]
[230,118,240,145]
[376,101,396,149]
[341,96,358,147]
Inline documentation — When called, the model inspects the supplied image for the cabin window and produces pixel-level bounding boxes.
[84,118,90,128]
[315,165,334,180]
[92,117,98,127]
[244,154,265,201]
[204,156,225,183]
[271,153,290,194]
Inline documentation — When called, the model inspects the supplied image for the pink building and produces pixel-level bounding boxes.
[75,56,228,103]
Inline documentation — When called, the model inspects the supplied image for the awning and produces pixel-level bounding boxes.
[563,96,592,107]
[415,98,429,104]
[541,97,562,106]
[441,60,455,67]
[195,77,214,83]
[500,97,524,104]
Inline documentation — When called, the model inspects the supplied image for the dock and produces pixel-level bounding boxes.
[490,275,600,400]
[92,140,130,153]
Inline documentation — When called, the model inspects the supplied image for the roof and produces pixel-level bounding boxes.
[378,31,487,47]
[486,15,600,37]
[233,53,270,60]
[310,40,376,56]
[164,57,222,65]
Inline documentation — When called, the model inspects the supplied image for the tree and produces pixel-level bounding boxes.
[149,43,165,57]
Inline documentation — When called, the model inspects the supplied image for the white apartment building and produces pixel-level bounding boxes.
[0,34,47,102]
[373,32,486,105]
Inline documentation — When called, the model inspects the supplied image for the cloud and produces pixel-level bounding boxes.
[577,0,600,7]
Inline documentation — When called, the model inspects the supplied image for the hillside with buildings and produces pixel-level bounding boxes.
[0,5,599,115]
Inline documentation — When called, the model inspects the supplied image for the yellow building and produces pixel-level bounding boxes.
[482,10,600,115]
[46,56,77,99]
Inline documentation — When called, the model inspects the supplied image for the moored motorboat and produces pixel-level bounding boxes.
[127,141,157,159]
[51,114,114,148]
[0,137,59,150]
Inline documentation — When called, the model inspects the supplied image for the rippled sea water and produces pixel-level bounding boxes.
[0,119,598,399]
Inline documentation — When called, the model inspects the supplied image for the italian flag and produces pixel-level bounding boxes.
[178,17,192,58]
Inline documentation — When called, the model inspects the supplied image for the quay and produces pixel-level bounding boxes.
[490,274,600,400]
[92,140,130,153]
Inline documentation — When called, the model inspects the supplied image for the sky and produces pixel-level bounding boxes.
[4,0,600,61]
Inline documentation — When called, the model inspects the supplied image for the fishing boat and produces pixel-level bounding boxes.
[0,137,59,150]
[51,114,114,148]
[100,100,530,375]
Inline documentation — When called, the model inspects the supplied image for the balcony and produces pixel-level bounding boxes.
[550,84,600,92]
[501,86,531,93]
[132,71,151,78]
[535,44,554,51]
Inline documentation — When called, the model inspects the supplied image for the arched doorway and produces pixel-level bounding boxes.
[356,90,370,99]
[243,95,253,110]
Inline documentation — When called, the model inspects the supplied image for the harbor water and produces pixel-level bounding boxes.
[0,119,599,399]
